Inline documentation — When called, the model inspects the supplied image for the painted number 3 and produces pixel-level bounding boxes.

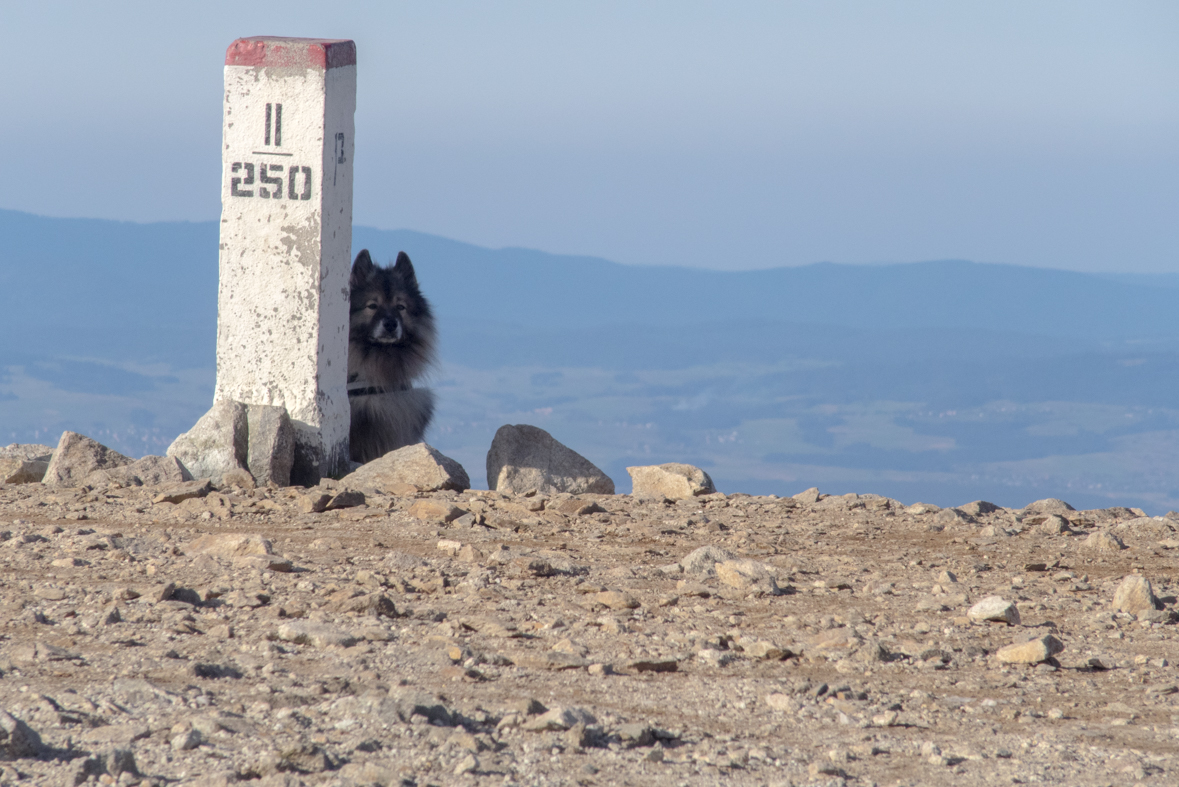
[231,163,313,200]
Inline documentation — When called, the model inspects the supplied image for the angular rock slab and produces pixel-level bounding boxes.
[716,558,781,596]
[246,404,295,487]
[487,424,613,496]
[627,462,715,499]
[0,444,53,484]
[343,443,469,493]
[42,432,132,488]
[189,533,274,559]
[1113,575,1160,615]
[167,400,249,485]
[995,635,1064,665]
[680,545,737,577]
[0,459,49,485]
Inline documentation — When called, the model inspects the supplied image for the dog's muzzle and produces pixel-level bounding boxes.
[371,318,403,344]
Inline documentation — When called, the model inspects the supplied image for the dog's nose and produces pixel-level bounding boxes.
[383,316,399,333]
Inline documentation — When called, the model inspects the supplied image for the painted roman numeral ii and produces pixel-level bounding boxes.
[264,103,283,146]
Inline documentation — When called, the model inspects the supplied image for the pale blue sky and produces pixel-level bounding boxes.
[2,2,1176,271]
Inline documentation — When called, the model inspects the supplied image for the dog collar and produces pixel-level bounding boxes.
[347,377,412,398]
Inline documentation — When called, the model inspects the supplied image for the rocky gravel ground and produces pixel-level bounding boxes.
[0,476,1177,786]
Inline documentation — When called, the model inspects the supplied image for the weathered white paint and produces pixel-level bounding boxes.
[215,37,356,484]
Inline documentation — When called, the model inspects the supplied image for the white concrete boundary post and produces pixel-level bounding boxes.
[216,37,356,484]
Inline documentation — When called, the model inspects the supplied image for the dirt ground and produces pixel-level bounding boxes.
[0,478,1176,786]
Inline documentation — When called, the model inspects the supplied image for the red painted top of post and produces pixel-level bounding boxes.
[225,37,356,69]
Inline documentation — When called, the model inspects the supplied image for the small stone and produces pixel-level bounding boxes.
[616,722,654,748]
[765,693,798,712]
[220,467,256,489]
[522,706,596,732]
[792,487,822,504]
[1036,514,1071,535]
[872,711,899,727]
[995,634,1064,664]
[1081,531,1126,552]
[411,500,465,522]
[153,479,213,504]
[276,620,358,648]
[171,728,202,751]
[968,596,1021,626]
[0,710,42,758]
[325,489,365,510]
[458,544,484,563]
[512,652,589,671]
[626,463,716,499]
[436,539,463,555]
[593,590,640,610]
[453,754,478,775]
[298,493,332,513]
[343,442,470,492]
[937,570,958,584]
[742,641,785,660]
[626,659,678,673]
[1113,575,1160,615]
[680,545,737,576]
[189,532,274,559]
[715,559,781,596]
[696,648,735,667]
[326,591,399,618]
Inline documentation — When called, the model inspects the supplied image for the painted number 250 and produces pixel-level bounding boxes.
[230,163,313,200]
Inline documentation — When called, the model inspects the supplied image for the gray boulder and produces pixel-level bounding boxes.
[167,400,297,487]
[167,400,250,485]
[42,432,132,488]
[246,404,295,487]
[487,424,613,496]
[84,455,192,487]
[343,443,469,493]
[627,463,715,499]
[1113,575,1160,615]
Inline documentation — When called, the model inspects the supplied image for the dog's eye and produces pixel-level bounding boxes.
[366,302,378,310]
[395,304,406,312]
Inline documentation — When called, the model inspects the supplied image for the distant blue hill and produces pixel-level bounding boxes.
[5,208,1179,372]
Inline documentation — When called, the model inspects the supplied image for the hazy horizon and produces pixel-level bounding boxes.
[1,3,1175,273]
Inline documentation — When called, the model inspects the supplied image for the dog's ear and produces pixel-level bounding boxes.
[393,251,418,287]
[351,249,376,288]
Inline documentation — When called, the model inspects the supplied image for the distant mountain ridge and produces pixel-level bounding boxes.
[4,207,1179,371]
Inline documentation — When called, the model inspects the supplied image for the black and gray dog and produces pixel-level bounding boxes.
[347,249,436,464]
